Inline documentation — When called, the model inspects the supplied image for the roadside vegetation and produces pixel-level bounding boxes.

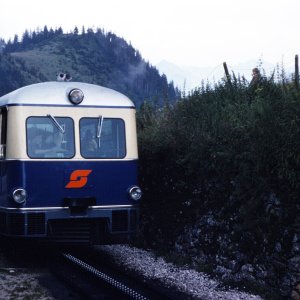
[137,69,300,297]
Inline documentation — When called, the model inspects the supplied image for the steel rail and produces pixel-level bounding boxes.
[62,252,149,300]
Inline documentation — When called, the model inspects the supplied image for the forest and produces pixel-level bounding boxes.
[0,26,179,107]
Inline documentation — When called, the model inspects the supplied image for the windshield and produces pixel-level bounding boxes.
[27,117,75,158]
[80,118,126,158]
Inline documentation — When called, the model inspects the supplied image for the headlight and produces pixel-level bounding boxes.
[68,88,84,105]
[128,186,142,201]
[12,189,27,204]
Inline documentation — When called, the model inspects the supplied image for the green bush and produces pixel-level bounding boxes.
[137,74,300,254]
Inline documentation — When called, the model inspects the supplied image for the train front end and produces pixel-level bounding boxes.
[0,82,141,244]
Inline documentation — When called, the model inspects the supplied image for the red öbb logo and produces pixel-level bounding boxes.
[65,170,92,188]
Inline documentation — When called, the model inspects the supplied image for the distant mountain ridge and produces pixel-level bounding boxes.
[0,27,179,107]
[156,60,217,91]
[156,59,293,91]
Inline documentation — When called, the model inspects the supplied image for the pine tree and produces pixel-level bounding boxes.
[43,25,49,38]
[13,34,19,44]
[22,30,30,45]
[55,27,63,35]
[0,38,5,53]
[31,30,37,42]
[87,27,94,35]
[49,27,54,37]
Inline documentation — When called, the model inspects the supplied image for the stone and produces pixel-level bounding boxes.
[289,256,300,272]
[291,282,300,300]
[241,264,254,273]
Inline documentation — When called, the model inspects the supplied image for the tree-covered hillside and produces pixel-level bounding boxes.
[0,26,179,106]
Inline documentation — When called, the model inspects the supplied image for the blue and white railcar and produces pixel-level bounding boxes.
[0,81,142,244]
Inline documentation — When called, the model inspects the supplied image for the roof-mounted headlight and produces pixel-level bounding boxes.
[128,186,142,201]
[12,188,27,204]
[68,88,84,105]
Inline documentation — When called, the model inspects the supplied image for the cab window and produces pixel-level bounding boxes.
[26,116,75,158]
[80,118,126,158]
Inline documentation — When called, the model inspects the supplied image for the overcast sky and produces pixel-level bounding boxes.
[0,0,299,68]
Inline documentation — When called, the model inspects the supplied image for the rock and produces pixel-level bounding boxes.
[274,242,282,253]
[215,265,230,276]
[291,282,300,300]
[292,243,300,255]
[241,264,254,273]
[293,233,300,243]
[206,216,216,226]
[228,260,238,270]
[289,256,300,272]
[254,265,268,280]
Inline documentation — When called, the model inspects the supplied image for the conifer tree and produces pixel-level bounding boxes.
[49,27,54,37]
[43,25,49,38]
[87,27,94,35]
[22,30,30,45]
[13,34,19,44]
[56,27,63,35]
[31,30,37,42]
[0,38,5,53]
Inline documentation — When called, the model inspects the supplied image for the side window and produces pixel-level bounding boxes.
[0,108,7,159]
[26,116,75,159]
[80,118,126,159]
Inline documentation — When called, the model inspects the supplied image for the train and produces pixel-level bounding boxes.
[0,80,142,244]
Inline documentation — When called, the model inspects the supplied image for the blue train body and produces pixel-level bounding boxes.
[0,82,142,244]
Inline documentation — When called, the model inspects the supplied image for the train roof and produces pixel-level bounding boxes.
[0,82,135,108]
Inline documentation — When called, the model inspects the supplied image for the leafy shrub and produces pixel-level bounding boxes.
[137,73,300,256]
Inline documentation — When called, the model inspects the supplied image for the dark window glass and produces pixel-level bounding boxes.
[27,117,75,158]
[80,118,126,158]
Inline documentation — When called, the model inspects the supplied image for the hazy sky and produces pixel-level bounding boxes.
[0,0,299,67]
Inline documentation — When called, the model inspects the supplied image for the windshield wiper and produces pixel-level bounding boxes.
[47,114,65,133]
[97,115,104,147]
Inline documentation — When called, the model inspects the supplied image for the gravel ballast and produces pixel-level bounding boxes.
[97,245,263,300]
[0,243,263,299]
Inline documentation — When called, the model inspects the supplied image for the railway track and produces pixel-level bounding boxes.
[0,239,188,299]
[51,246,177,300]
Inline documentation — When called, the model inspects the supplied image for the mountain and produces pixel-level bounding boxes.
[156,59,292,92]
[0,53,42,95]
[156,60,219,91]
[0,28,179,107]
